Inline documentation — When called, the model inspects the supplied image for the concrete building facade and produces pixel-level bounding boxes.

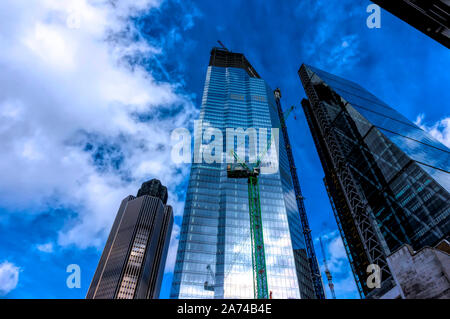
[381,240,450,299]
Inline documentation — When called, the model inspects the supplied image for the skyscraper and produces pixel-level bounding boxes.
[299,64,450,298]
[86,179,173,299]
[170,48,317,299]
[371,0,449,49]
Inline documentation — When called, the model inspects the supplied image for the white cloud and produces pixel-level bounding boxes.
[328,235,347,260]
[316,231,359,298]
[164,223,181,273]
[36,242,54,253]
[326,34,361,71]
[316,230,338,242]
[414,114,450,148]
[324,234,347,274]
[0,0,197,249]
[0,261,20,296]
[297,0,362,73]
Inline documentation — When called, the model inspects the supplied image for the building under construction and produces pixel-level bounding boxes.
[170,47,321,299]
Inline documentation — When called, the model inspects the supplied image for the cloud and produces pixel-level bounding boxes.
[0,261,20,296]
[316,230,338,242]
[0,0,198,249]
[414,114,450,148]
[164,222,181,273]
[328,235,347,260]
[297,1,363,73]
[316,231,359,298]
[332,274,359,297]
[324,233,348,274]
[36,242,54,253]
[327,34,361,67]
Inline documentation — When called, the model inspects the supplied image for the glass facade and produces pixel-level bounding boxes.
[170,49,313,299]
[299,64,450,298]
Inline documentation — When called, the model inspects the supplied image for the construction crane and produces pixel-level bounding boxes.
[227,147,269,299]
[204,226,251,292]
[225,104,295,299]
[273,88,326,299]
[319,237,336,299]
[204,265,215,291]
[204,94,295,299]
[204,234,254,296]
[217,40,229,51]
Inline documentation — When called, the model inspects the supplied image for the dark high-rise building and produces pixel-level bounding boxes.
[299,64,450,298]
[371,0,450,49]
[170,48,318,299]
[86,179,173,299]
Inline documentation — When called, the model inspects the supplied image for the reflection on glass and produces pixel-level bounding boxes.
[302,64,450,297]
[171,66,306,299]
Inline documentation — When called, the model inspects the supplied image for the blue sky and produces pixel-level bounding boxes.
[0,0,448,299]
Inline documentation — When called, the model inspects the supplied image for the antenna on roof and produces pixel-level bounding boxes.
[217,40,229,51]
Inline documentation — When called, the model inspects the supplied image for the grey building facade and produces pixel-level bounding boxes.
[86,179,173,299]
[299,64,450,298]
[381,239,450,299]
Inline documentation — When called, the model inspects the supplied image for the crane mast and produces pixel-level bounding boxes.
[227,151,268,299]
[226,101,297,298]
[222,88,303,299]
[273,88,325,299]
[320,237,336,299]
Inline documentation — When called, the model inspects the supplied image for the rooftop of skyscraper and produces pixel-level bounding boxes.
[209,47,261,78]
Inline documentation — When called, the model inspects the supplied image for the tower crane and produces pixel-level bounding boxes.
[204,227,251,292]
[319,237,336,299]
[274,88,325,299]
[204,264,215,291]
[204,96,295,299]
[227,146,269,299]
[225,106,294,299]
[217,40,229,51]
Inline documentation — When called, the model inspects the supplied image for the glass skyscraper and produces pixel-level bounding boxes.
[170,48,316,299]
[299,64,450,298]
